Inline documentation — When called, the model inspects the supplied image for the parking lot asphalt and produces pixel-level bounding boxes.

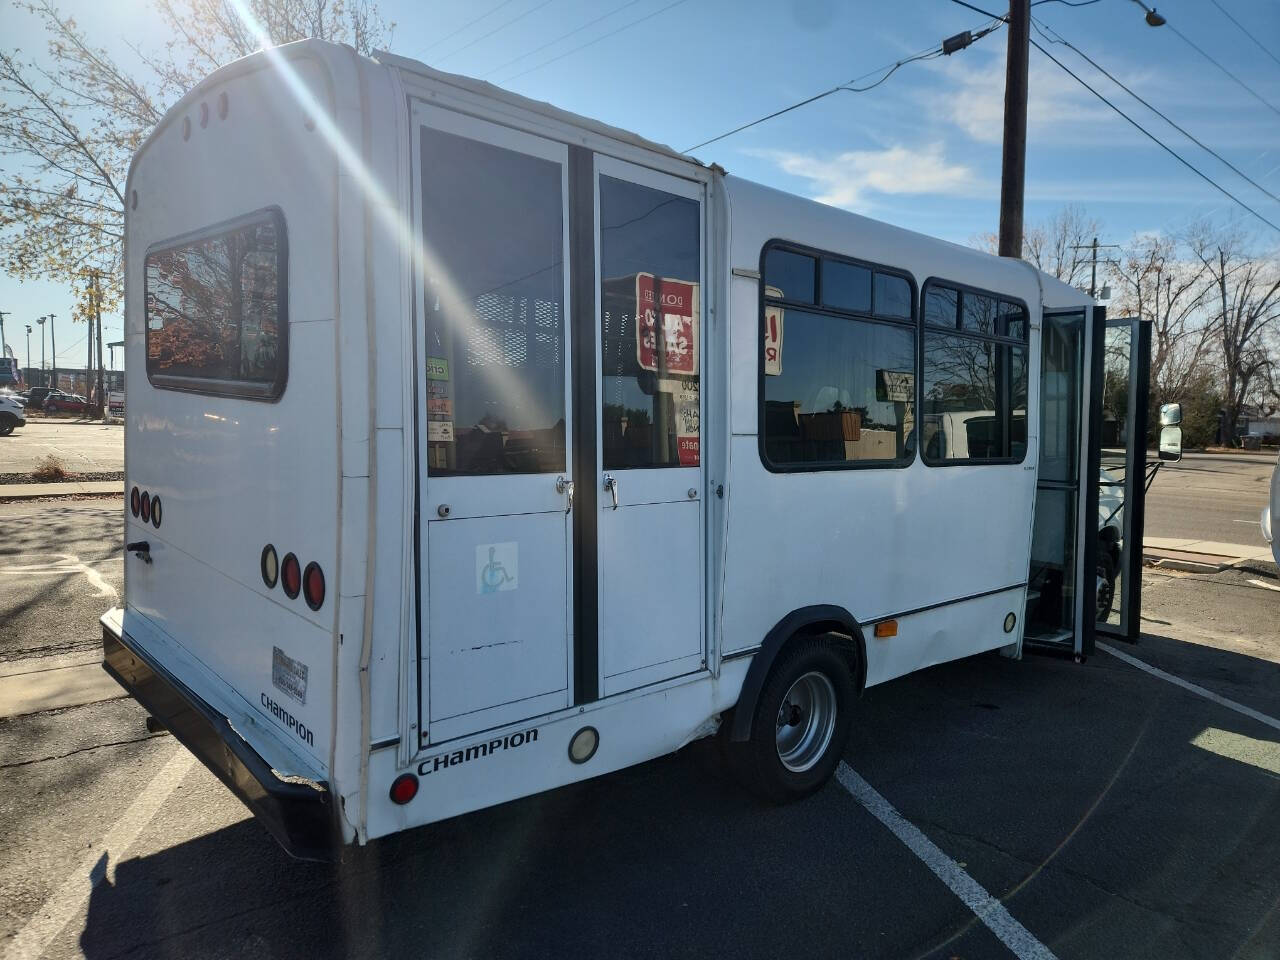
[1145,452,1274,545]
[1,489,1278,960]
[0,419,123,476]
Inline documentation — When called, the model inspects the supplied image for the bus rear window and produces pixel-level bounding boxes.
[145,208,287,400]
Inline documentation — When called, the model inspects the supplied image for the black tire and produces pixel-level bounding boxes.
[0,415,14,436]
[1096,551,1118,621]
[724,635,855,804]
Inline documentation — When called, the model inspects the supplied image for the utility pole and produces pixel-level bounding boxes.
[0,309,9,356]
[38,315,46,383]
[48,313,57,389]
[93,274,105,417]
[25,325,32,374]
[1069,238,1121,297]
[998,0,1030,259]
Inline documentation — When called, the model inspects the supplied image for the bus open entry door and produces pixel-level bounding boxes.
[1026,308,1150,656]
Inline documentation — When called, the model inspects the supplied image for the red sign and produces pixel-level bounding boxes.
[635,273,697,375]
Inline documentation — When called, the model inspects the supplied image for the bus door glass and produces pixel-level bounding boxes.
[594,156,705,696]
[1097,316,1152,641]
[413,105,575,744]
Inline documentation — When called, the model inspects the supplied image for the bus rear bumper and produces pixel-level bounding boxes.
[101,622,339,861]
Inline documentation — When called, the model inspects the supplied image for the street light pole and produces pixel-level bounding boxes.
[48,312,57,388]
[998,0,1030,259]
[25,325,32,375]
[37,315,46,382]
[0,309,9,356]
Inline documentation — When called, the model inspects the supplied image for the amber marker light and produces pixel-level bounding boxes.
[874,620,898,639]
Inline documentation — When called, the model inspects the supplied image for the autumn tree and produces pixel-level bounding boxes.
[0,0,390,323]
[973,204,1103,290]
[1106,232,1212,405]
[1189,223,1280,445]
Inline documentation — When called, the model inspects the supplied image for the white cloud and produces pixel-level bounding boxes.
[753,142,987,209]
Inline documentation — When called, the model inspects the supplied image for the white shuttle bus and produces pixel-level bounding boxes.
[102,40,1158,859]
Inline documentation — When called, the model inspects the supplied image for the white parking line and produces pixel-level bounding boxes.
[836,762,1059,960]
[4,744,193,960]
[1098,641,1280,733]
[1247,578,1280,593]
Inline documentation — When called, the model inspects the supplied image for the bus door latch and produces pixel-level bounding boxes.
[603,474,619,510]
[556,476,574,513]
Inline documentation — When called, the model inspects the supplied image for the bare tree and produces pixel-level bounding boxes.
[1106,232,1212,404]
[1189,222,1280,445]
[973,204,1102,289]
[0,0,391,322]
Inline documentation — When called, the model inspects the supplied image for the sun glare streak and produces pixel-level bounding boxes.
[224,1,554,438]
[1191,727,1280,778]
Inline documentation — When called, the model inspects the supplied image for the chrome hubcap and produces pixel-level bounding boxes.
[1096,569,1114,620]
[775,671,838,773]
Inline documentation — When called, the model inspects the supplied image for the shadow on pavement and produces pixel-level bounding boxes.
[78,633,1280,960]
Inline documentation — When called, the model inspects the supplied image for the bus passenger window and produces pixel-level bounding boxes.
[763,248,816,304]
[920,281,1028,465]
[760,246,916,471]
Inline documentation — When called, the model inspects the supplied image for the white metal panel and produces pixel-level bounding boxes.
[426,511,570,741]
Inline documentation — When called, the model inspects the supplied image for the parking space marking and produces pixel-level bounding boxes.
[5,744,193,960]
[1099,641,1280,733]
[1247,578,1280,593]
[836,763,1059,960]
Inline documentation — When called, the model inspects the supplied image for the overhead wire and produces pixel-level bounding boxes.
[1157,15,1280,121]
[435,0,559,66]
[420,0,522,57]
[682,22,1005,155]
[495,0,692,83]
[1031,17,1280,207]
[949,0,1280,235]
[482,0,645,79]
[1206,0,1280,72]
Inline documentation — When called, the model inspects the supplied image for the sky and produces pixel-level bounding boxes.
[2,0,1279,372]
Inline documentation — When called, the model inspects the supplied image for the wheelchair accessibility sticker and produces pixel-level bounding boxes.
[477,542,518,594]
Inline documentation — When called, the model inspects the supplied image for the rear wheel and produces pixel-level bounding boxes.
[0,414,15,436]
[725,635,855,803]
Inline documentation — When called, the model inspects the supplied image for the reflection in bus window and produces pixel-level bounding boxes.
[599,176,701,470]
[763,309,915,467]
[145,209,285,397]
[420,126,567,476]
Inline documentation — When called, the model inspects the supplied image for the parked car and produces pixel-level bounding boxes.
[0,391,27,435]
[22,386,53,408]
[43,390,90,414]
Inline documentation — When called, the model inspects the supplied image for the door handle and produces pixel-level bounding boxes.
[556,476,574,513]
[603,474,619,510]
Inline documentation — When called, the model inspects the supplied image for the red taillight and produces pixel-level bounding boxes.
[389,773,419,805]
[303,562,325,611]
[140,492,151,523]
[150,496,162,529]
[130,486,140,517]
[281,553,301,599]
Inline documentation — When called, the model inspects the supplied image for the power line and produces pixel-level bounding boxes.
[1206,0,1280,72]
[482,0,645,80]
[1031,17,1280,207]
[1149,8,1280,121]
[436,0,558,67]
[951,0,1280,234]
[497,0,691,84]
[683,25,1004,155]
[421,0,522,57]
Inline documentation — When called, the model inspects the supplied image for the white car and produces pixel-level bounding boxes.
[0,391,27,436]
[1263,454,1279,566]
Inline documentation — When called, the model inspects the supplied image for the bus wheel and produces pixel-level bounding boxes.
[727,635,854,803]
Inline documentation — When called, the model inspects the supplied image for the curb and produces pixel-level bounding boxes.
[0,481,122,500]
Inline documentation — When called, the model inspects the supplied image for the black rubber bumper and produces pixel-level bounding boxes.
[102,624,339,861]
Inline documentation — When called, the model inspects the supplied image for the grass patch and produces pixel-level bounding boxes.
[31,455,69,482]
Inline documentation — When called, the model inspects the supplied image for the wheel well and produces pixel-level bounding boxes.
[726,606,866,743]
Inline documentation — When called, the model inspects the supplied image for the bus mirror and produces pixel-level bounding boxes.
[1159,425,1183,462]
[1160,402,1182,426]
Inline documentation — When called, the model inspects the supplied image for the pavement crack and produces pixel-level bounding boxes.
[0,732,167,769]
